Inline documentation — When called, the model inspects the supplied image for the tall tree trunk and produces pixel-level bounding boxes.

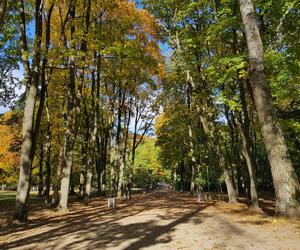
[186,80,196,194]
[38,146,43,197]
[117,92,130,198]
[233,168,239,197]
[223,168,237,203]
[237,81,260,209]
[69,168,76,195]
[79,171,85,197]
[58,136,73,212]
[224,107,240,197]
[82,89,91,203]
[100,132,108,194]
[95,53,102,196]
[96,158,101,195]
[96,135,105,196]
[217,143,237,203]
[44,90,51,203]
[173,166,177,190]
[239,0,300,216]
[230,2,257,204]
[42,2,54,204]
[129,136,137,198]
[114,82,124,197]
[81,0,93,205]
[188,125,196,194]
[231,115,242,197]
[84,169,92,205]
[200,114,237,203]
[53,146,63,204]
[57,1,76,213]
[236,119,259,208]
[14,0,43,223]
[100,167,106,194]
[117,152,124,198]
[120,103,131,197]
[128,102,139,199]
[110,146,117,197]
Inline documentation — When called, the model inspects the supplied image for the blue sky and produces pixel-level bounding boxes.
[0,21,34,114]
[0,66,25,114]
[159,42,170,56]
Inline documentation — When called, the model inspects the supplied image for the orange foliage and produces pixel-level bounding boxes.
[0,111,22,185]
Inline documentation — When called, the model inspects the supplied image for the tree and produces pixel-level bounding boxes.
[239,0,300,216]
[14,0,46,223]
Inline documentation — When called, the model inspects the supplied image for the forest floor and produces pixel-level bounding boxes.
[0,190,300,250]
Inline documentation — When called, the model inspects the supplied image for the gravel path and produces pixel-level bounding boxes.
[1,190,300,250]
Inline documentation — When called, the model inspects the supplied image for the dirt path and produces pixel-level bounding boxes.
[1,190,300,250]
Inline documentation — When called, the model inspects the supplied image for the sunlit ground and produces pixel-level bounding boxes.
[1,190,300,250]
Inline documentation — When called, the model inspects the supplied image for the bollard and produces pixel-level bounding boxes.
[108,198,116,208]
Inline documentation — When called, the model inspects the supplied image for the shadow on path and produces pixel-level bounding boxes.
[0,191,257,249]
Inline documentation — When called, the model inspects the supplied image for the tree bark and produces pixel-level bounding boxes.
[44,91,51,203]
[186,80,196,194]
[117,153,124,198]
[58,141,73,212]
[223,168,237,203]
[239,0,300,216]
[200,113,237,203]
[82,0,93,205]
[95,54,102,196]
[79,172,85,197]
[173,166,177,190]
[118,104,130,198]
[38,147,43,197]
[14,0,43,223]
[100,131,108,194]
[41,3,54,204]
[236,119,259,208]
[84,169,92,205]
[237,81,260,209]
[52,146,63,204]
[0,0,7,30]
[224,106,240,197]
[57,1,76,213]
[188,124,195,194]
[69,169,76,195]
[128,102,139,198]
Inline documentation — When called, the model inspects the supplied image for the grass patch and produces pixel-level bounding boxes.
[0,191,42,204]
